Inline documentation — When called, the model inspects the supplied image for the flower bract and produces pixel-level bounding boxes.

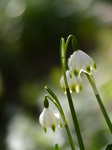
[68,50,96,77]
[60,70,82,94]
[39,108,62,133]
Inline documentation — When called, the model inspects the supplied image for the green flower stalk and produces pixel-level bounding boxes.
[65,35,112,134]
[60,35,85,150]
[86,74,112,134]
[39,34,112,150]
[39,86,76,150]
[45,86,76,150]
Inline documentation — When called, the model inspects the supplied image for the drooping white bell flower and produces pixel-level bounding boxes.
[60,70,82,94]
[68,50,96,77]
[39,108,62,133]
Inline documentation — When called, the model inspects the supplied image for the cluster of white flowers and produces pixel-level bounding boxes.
[39,49,96,132]
[60,50,96,93]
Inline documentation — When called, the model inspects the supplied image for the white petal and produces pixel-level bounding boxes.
[68,50,96,76]
[60,76,66,94]
[44,109,58,126]
[60,70,82,93]
[76,77,82,93]
[54,112,59,119]
[39,109,47,131]
[39,108,61,131]
[68,51,83,77]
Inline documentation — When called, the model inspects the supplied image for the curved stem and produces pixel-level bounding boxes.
[86,74,112,134]
[65,35,79,52]
[60,35,85,150]
[45,94,66,125]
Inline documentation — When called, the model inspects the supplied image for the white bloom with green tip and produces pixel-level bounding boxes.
[39,108,62,133]
[60,70,82,94]
[68,50,96,77]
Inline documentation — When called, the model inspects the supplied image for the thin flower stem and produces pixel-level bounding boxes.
[64,123,76,150]
[86,74,112,134]
[60,36,85,150]
[45,93,76,150]
[65,35,79,52]
[66,87,85,150]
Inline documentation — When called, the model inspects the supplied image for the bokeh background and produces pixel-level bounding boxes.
[0,0,112,150]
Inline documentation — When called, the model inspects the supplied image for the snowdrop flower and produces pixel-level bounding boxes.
[60,70,82,94]
[39,108,62,133]
[68,50,96,77]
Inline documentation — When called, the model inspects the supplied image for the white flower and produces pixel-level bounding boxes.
[68,50,96,77]
[60,70,82,94]
[39,108,62,133]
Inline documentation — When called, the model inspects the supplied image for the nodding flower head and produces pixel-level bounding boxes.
[68,50,96,77]
[60,70,82,94]
[39,108,62,133]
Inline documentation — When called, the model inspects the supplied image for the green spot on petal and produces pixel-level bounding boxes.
[77,85,82,93]
[59,122,62,129]
[71,85,76,93]
[93,62,97,70]
[51,125,55,132]
[43,127,47,133]
[62,86,66,93]
[70,73,72,78]
[86,66,91,73]
[73,69,79,77]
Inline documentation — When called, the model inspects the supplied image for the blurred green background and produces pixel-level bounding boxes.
[0,0,112,150]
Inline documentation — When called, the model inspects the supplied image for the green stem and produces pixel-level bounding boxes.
[65,35,79,53]
[45,93,76,150]
[64,123,76,150]
[86,74,112,134]
[60,35,85,150]
[66,87,85,150]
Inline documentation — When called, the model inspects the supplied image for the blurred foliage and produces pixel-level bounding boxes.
[0,0,112,150]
